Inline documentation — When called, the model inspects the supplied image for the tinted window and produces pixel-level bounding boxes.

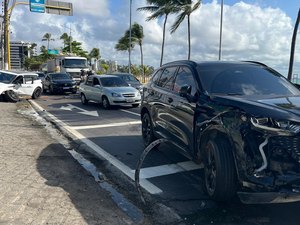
[93,77,100,85]
[157,66,177,90]
[50,73,71,80]
[86,76,93,86]
[100,77,128,87]
[152,69,163,85]
[173,67,197,95]
[0,72,16,84]
[198,64,300,96]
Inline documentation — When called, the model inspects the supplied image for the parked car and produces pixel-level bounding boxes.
[79,75,141,109]
[141,60,300,204]
[0,70,42,102]
[109,73,143,93]
[36,72,46,81]
[42,72,77,94]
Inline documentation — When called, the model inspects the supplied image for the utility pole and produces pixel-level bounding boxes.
[3,0,8,70]
[128,0,132,74]
[69,24,72,54]
[218,0,224,61]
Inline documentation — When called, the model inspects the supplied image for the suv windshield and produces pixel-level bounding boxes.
[100,77,129,87]
[198,64,300,96]
[50,73,71,80]
[0,72,17,84]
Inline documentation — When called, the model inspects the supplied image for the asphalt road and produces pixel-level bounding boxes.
[32,93,300,225]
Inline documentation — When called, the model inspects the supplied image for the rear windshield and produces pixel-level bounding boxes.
[197,64,300,96]
[100,77,129,87]
[0,72,16,84]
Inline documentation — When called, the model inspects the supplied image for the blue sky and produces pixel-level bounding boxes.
[7,0,300,77]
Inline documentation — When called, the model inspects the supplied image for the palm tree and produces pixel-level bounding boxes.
[60,33,69,49]
[126,23,145,81]
[89,48,100,70]
[42,33,55,50]
[170,0,201,60]
[138,0,178,66]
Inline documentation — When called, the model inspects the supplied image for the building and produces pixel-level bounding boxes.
[10,41,32,70]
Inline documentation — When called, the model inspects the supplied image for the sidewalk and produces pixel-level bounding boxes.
[0,101,146,225]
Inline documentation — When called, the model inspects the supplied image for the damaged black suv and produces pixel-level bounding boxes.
[141,60,300,204]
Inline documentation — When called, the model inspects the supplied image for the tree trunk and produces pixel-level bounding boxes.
[187,15,191,60]
[140,42,144,83]
[288,8,300,81]
[161,14,168,67]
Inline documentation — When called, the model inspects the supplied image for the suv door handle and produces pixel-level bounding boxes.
[167,97,173,103]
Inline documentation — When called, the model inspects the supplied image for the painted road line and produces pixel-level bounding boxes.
[29,100,162,195]
[72,121,141,130]
[131,161,203,179]
[120,109,140,117]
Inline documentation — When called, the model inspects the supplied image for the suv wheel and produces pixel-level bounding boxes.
[4,90,19,102]
[142,113,157,147]
[204,137,236,201]
[32,87,42,99]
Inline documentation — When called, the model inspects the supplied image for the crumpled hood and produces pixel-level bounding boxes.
[0,83,14,94]
[212,95,300,120]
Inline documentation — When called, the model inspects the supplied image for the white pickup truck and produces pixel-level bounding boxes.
[0,70,43,102]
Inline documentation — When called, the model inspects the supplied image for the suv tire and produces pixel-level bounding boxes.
[204,137,236,201]
[32,87,42,99]
[4,90,19,102]
[142,113,157,147]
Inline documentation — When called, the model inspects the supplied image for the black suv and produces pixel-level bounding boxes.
[141,60,300,203]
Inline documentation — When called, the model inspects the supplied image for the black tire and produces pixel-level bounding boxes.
[4,90,19,102]
[132,104,139,108]
[32,87,42,99]
[102,96,110,109]
[203,137,236,201]
[49,85,54,95]
[42,85,47,94]
[81,93,88,105]
[141,113,157,147]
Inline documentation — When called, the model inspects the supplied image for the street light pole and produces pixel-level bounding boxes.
[128,0,132,74]
[218,0,223,61]
[3,0,8,69]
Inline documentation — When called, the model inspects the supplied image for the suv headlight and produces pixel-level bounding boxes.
[111,92,121,97]
[251,117,300,135]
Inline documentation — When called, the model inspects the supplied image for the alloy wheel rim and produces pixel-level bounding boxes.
[205,143,217,195]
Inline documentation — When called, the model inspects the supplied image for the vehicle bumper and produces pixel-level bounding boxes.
[238,189,300,204]
[53,86,77,93]
[109,96,141,106]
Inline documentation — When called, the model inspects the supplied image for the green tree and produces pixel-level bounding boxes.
[170,0,201,60]
[42,33,55,50]
[138,0,178,66]
[63,41,88,57]
[89,48,100,70]
[60,33,69,49]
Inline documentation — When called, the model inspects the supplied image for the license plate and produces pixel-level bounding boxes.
[63,87,70,90]
[126,99,134,103]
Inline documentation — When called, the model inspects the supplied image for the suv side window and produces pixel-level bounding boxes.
[157,66,177,90]
[86,76,93,86]
[151,69,163,85]
[173,66,197,96]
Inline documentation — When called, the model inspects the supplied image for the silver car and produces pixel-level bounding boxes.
[79,75,141,109]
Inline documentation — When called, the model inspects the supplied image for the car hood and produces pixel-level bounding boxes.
[212,95,300,120]
[0,82,14,94]
[104,86,138,93]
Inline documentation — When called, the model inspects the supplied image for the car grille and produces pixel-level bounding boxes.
[270,136,300,163]
[123,93,135,97]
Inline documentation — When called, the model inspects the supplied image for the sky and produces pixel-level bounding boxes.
[6,0,300,78]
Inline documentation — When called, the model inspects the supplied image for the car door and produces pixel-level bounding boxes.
[82,76,94,100]
[150,66,178,138]
[90,77,102,102]
[15,75,36,96]
[167,66,197,153]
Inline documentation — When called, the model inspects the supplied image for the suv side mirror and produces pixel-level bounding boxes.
[179,85,191,97]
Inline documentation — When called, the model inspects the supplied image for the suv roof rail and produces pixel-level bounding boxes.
[243,61,268,67]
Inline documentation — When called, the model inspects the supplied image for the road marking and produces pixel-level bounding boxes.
[72,121,142,130]
[29,100,162,195]
[131,161,203,179]
[60,104,99,117]
[120,109,140,117]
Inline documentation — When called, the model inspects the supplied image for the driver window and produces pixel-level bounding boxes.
[93,77,100,86]
[173,66,196,96]
[13,76,24,85]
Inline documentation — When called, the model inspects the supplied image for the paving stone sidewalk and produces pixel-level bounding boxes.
[0,101,144,225]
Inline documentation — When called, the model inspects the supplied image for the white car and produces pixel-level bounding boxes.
[79,75,141,109]
[0,70,43,102]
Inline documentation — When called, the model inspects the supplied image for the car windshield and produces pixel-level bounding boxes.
[64,59,87,68]
[198,64,300,96]
[50,73,71,80]
[0,72,17,84]
[100,77,129,87]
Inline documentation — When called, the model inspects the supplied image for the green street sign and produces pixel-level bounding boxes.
[30,0,45,13]
[48,49,59,55]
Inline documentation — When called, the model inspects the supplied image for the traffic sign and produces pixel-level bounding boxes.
[30,0,45,13]
[48,49,59,55]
